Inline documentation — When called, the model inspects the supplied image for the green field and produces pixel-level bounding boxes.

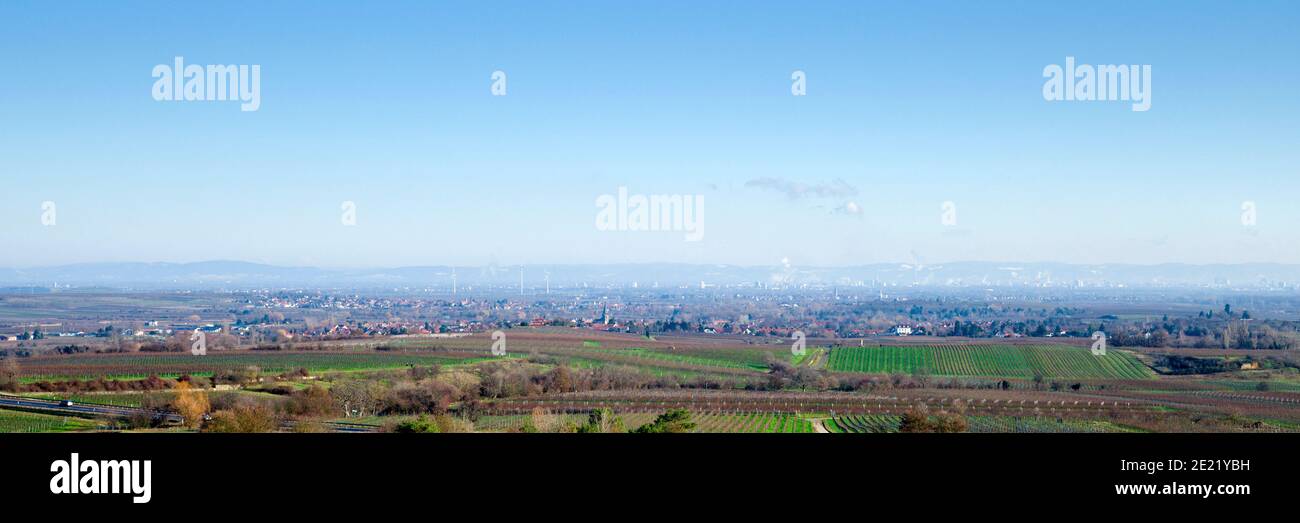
[826,344,1152,379]
[824,415,900,433]
[0,409,102,432]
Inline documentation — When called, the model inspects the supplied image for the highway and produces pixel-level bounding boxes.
[0,393,181,423]
[0,393,376,432]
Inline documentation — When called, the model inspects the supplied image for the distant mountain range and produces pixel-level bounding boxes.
[2,261,1300,290]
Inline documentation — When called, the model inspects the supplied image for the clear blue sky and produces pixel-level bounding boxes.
[1,0,1297,268]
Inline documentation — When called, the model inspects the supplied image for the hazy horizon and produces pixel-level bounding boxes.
[13,259,1300,271]
[6,259,1300,291]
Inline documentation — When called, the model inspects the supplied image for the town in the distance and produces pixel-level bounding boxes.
[2,261,1299,434]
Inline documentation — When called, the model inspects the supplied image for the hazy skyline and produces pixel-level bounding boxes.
[2,1,1298,268]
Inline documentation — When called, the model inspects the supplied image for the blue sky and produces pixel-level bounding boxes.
[1,0,1297,268]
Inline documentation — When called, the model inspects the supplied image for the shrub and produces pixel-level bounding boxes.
[899,406,967,433]
[390,415,438,433]
[632,409,695,433]
[203,399,280,433]
[577,408,626,433]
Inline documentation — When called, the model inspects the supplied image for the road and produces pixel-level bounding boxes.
[0,393,375,432]
[0,393,181,423]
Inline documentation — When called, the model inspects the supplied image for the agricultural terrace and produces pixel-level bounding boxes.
[472,411,815,433]
[827,344,1152,379]
[388,330,792,371]
[14,350,494,381]
[484,389,1157,418]
[825,414,1135,433]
